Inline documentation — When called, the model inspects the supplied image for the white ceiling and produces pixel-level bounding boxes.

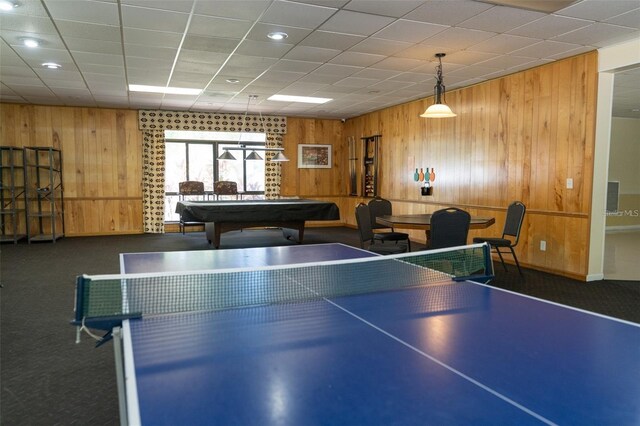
[1,0,639,119]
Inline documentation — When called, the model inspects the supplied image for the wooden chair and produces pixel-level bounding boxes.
[429,207,471,249]
[473,201,526,275]
[355,203,408,255]
[213,181,239,200]
[178,181,205,234]
[368,197,411,251]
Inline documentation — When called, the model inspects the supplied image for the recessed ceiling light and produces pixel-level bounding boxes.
[21,38,39,48]
[42,62,61,69]
[129,84,202,95]
[0,0,18,11]
[226,78,240,84]
[268,94,332,104]
[267,32,288,41]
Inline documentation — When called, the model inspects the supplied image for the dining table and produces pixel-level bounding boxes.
[376,214,495,246]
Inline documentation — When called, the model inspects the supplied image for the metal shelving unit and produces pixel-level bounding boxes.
[24,147,64,243]
[0,147,28,243]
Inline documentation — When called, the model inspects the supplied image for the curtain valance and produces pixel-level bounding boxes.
[138,110,287,133]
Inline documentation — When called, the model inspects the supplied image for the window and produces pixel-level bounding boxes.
[164,131,266,222]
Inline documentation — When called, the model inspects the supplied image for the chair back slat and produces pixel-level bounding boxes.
[179,181,205,195]
[214,181,238,195]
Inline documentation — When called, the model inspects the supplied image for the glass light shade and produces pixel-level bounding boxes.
[245,150,263,160]
[420,103,456,118]
[271,152,290,162]
[218,150,236,160]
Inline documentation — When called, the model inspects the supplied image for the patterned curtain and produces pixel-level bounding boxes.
[137,110,287,232]
[142,131,166,233]
[264,133,283,199]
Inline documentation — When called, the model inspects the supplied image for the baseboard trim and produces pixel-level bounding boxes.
[586,273,605,281]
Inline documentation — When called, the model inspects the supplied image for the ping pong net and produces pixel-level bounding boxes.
[73,243,493,345]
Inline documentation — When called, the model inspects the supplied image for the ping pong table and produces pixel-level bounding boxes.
[76,243,640,425]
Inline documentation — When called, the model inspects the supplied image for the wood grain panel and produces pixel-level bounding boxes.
[340,51,598,278]
[0,104,143,236]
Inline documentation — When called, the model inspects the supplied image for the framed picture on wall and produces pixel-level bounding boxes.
[298,144,332,168]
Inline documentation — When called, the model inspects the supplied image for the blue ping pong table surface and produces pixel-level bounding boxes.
[118,243,640,425]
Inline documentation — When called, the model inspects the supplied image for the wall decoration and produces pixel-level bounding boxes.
[298,144,332,169]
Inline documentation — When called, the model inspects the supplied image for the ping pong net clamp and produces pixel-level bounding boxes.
[72,243,494,347]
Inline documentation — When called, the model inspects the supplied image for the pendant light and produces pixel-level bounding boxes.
[420,53,456,118]
[217,94,289,161]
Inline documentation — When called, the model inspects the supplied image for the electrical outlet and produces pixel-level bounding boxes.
[566,178,573,189]
[540,240,547,251]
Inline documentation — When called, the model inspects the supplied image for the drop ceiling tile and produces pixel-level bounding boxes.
[553,23,639,47]
[299,31,365,50]
[39,77,88,89]
[421,27,496,50]
[344,0,424,18]
[246,23,313,44]
[0,14,58,34]
[394,44,450,60]
[88,86,128,97]
[220,66,268,79]
[125,56,174,69]
[307,63,362,77]
[22,96,61,105]
[1,65,37,78]
[387,72,431,83]
[458,5,546,33]
[13,46,73,63]
[124,28,183,48]
[545,45,594,60]
[300,72,345,84]
[73,52,124,67]
[255,69,306,83]
[236,40,294,58]
[0,46,28,66]
[1,75,45,86]
[271,59,322,73]
[373,20,448,43]
[46,0,119,25]
[56,21,122,43]
[169,71,214,86]
[556,0,640,21]
[329,51,385,67]
[124,44,177,61]
[225,54,279,69]
[182,35,241,53]
[448,64,501,79]
[508,15,592,39]
[121,0,195,13]
[404,0,493,26]
[195,1,270,20]
[121,4,190,33]
[177,49,229,65]
[332,76,379,88]
[126,69,169,86]
[260,1,337,29]
[319,10,395,36]
[605,8,640,29]
[284,45,341,62]
[510,40,582,58]
[352,68,401,80]
[7,1,49,18]
[48,87,93,97]
[189,15,253,38]
[3,29,66,49]
[365,79,415,91]
[476,55,538,69]
[349,38,412,55]
[65,37,122,55]
[370,56,424,71]
[467,34,540,54]
[281,81,330,92]
[444,50,500,65]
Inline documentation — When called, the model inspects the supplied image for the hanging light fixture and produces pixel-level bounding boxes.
[420,53,456,118]
[217,95,289,161]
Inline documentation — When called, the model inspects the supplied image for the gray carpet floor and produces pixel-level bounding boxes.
[1,227,638,425]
